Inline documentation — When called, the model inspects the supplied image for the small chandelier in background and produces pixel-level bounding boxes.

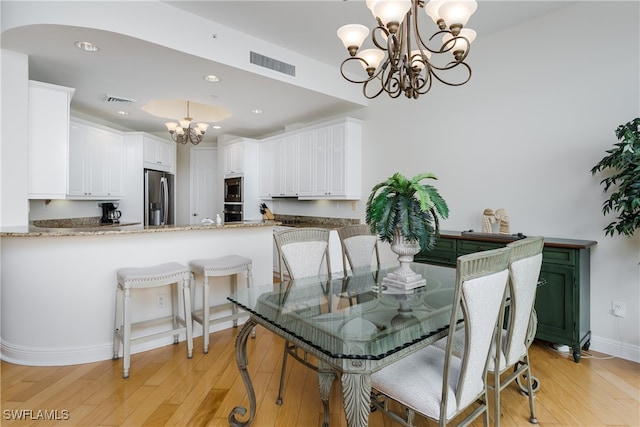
[164,101,209,145]
[337,0,477,99]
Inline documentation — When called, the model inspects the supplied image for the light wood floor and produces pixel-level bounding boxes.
[2,327,639,427]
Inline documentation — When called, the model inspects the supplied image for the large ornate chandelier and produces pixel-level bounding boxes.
[337,0,477,99]
[164,101,209,145]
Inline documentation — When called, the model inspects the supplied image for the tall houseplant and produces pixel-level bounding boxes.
[366,172,449,289]
[591,118,640,237]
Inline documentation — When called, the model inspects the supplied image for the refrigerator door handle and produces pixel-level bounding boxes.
[161,177,168,225]
[144,171,150,226]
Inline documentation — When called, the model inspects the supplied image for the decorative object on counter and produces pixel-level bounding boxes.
[495,208,510,234]
[481,208,510,234]
[591,117,640,237]
[259,203,275,221]
[336,0,476,99]
[482,208,495,233]
[366,172,449,290]
[216,214,223,225]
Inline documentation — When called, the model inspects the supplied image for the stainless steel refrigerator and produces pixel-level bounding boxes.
[144,169,175,226]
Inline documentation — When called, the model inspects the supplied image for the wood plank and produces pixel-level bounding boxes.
[1,334,638,427]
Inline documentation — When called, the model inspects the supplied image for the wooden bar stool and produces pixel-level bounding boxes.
[189,255,253,353]
[113,262,193,378]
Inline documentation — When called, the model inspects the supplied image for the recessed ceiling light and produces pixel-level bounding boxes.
[74,41,99,52]
[212,125,222,130]
[251,109,263,114]
[204,75,220,82]
[116,110,129,115]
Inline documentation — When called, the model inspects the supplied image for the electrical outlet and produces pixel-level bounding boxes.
[612,300,626,317]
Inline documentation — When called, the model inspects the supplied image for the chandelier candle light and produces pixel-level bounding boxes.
[165,101,210,145]
[337,0,477,99]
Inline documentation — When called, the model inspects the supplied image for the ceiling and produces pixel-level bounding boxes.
[1,1,574,142]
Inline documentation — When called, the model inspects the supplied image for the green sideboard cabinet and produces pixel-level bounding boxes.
[415,231,597,362]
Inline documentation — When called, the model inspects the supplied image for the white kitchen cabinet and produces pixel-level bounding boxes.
[298,118,362,200]
[143,134,175,172]
[68,119,124,199]
[223,140,244,176]
[258,139,275,199]
[27,80,75,199]
[220,138,261,220]
[272,135,299,197]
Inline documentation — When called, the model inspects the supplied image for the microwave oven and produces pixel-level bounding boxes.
[224,177,242,203]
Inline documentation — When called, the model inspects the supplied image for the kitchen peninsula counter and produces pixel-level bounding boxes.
[0,220,278,237]
[0,220,276,366]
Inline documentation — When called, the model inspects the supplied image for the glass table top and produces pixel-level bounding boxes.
[229,263,459,360]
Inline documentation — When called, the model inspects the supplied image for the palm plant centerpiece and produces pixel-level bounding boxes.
[366,172,449,290]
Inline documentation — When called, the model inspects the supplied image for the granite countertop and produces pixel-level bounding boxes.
[0,219,280,237]
[273,215,359,230]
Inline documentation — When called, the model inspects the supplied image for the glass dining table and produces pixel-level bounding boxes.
[227,262,459,427]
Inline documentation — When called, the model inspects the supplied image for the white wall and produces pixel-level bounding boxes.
[0,50,29,227]
[355,2,639,360]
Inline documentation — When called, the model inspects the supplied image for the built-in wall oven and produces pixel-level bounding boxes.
[224,203,243,222]
[224,177,242,203]
[224,177,243,222]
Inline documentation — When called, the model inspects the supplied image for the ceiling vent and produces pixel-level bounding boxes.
[104,95,136,104]
[250,51,296,77]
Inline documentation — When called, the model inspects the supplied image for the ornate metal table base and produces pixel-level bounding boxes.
[229,320,258,427]
[230,318,375,427]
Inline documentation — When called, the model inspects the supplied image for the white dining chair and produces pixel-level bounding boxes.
[273,228,331,408]
[370,246,512,426]
[337,224,380,272]
[489,236,544,426]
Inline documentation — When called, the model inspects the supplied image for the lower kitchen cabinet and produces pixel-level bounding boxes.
[416,231,597,362]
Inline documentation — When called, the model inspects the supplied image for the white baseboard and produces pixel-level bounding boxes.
[0,320,244,367]
[590,334,640,363]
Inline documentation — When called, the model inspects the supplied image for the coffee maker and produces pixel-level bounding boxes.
[101,202,122,224]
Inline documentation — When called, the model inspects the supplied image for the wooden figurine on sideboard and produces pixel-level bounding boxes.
[482,208,510,234]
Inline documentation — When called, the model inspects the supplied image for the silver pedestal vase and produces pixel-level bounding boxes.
[382,229,426,291]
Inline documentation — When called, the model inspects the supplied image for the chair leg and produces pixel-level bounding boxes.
[112,286,122,360]
[276,341,289,405]
[231,274,238,328]
[246,265,257,339]
[171,282,180,344]
[494,368,501,427]
[202,275,210,353]
[182,276,194,359]
[122,287,131,379]
[524,355,538,424]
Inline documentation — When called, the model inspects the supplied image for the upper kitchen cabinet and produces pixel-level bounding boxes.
[223,140,245,176]
[68,119,124,199]
[27,80,75,199]
[260,117,362,200]
[298,117,362,200]
[258,138,275,199]
[262,134,300,198]
[143,134,175,173]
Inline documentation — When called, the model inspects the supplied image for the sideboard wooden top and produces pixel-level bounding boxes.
[438,230,597,250]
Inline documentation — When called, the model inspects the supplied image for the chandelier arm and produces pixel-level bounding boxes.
[372,26,390,51]
[340,57,381,84]
[188,129,202,145]
[430,62,472,87]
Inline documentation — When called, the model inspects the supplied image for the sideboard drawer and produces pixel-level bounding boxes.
[457,240,504,255]
[542,247,576,266]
